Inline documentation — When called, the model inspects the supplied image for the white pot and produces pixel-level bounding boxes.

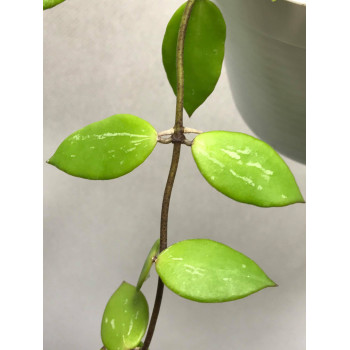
[216,0,306,163]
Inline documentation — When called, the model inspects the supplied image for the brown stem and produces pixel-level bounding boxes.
[141,144,181,350]
[141,1,196,349]
[174,0,196,135]
[159,143,181,251]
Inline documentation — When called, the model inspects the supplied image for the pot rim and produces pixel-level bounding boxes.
[285,0,306,6]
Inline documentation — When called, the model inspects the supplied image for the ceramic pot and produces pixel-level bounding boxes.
[215,0,306,163]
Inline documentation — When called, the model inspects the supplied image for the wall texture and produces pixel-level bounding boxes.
[44,1,306,349]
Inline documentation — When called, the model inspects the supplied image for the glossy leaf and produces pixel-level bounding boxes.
[43,0,65,10]
[136,239,160,290]
[48,114,157,180]
[162,0,226,116]
[156,239,276,303]
[101,282,149,350]
[192,131,304,207]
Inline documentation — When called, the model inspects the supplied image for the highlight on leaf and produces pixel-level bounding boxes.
[156,239,276,303]
[48,114,158,180]
[191,131,304,207]
[101,282,149,350]
[162,0,226,117]
[43,0,65,10]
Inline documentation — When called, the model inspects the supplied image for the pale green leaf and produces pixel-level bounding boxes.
[156,239,276,303]
[192,131,304,207]
[48,114,157,180]
[101,282,149,350]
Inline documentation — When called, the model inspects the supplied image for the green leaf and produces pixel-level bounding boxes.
[136,239,160,291]
[162,0,226,116]
[156,239,276,303]
[48,114,158,180]
[101,282,149,350]
[43,0,65,10]
[192,131,304,207]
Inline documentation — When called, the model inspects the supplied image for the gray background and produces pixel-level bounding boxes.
[44,0,305,349]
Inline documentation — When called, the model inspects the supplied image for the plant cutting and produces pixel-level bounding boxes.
[44,1,305,349]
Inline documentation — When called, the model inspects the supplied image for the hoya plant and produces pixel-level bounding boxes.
[44,1,304,349]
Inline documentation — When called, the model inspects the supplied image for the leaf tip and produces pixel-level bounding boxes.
[185,109,194,118]
[46,153,59,167]
[292,181,305,204]
[184,101,197,117]
[265,276,278,288]
[294,192,305,205]
[270,280,278,287]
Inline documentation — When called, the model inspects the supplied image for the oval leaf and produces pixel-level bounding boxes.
[136,239,160,291]
[192,131,304,207]
[48,114,157,180]
[156,239,276,303]
[101,282,149,350]
[162,0,226,116]
[44,0,65,10]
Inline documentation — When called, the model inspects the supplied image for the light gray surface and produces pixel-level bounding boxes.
[44,1,305,349]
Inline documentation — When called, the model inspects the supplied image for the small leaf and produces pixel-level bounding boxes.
[43,0,65,10]
[101,282,149,350]
[136,239,160,290]
[48,114,157,180]
[162,0,226,116]
[192,131,304,207]
[156,239,276,303]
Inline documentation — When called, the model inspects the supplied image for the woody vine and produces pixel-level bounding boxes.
[44,1,304,350]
